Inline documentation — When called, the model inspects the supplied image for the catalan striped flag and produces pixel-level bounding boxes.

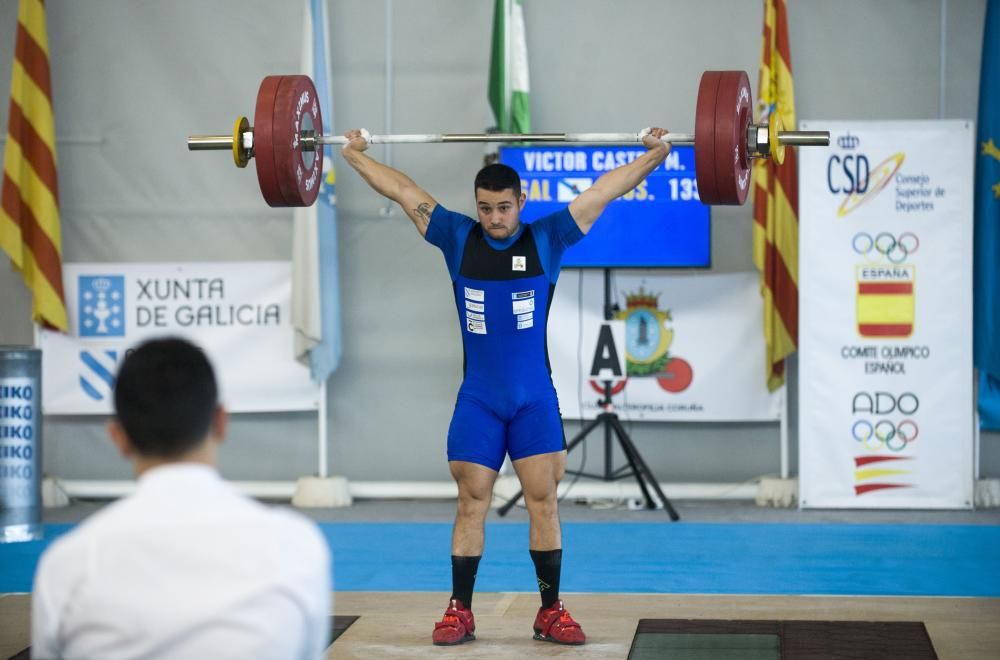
[752,0,797,391]
[1,0,67,331]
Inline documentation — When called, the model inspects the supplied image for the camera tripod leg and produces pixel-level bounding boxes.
[609,415,681,520]
[609,419,658,509]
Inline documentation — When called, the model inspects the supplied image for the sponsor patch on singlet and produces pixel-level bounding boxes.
[513,297,535,315]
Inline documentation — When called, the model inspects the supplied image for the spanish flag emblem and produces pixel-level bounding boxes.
[856,265,915,338]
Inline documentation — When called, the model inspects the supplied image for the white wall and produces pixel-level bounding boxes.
[0,0,994,483]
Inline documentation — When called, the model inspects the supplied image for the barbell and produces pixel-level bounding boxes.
[187,70,829,207]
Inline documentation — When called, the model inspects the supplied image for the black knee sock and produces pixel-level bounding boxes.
[450,555,481,609]
[530,549,562,608]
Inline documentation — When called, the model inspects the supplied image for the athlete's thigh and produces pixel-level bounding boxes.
[511,449,566,500]
[449,459,499,500]
[507,396,566,465]
[447,393,507,472]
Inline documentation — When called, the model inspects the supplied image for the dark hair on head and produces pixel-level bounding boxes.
[113,337,218,458]
[474,163,521,199]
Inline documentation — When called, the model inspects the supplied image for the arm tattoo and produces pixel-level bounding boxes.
[414,203,432,223]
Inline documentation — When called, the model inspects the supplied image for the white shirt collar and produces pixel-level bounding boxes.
[137,462,221,488]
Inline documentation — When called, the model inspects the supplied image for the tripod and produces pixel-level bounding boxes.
[497,269,680,520]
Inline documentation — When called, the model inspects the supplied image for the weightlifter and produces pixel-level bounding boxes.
[342,126,671,646]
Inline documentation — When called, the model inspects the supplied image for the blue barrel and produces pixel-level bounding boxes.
[0,347,42,543]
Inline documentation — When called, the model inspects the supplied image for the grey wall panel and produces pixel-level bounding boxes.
[946,0,989,120]
[0,0,994,483]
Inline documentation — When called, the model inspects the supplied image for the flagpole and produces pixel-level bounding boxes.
[380,0,395,217]
[318,379,328,478]
[779,384,789,479]
[939,0,948,118]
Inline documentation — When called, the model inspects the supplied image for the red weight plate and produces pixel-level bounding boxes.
[271,75,323,207]
[694,71,721,205]
[711,70,753,205]
[254,75,287,207]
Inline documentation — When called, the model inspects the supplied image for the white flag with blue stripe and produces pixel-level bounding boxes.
[292,0,343,381]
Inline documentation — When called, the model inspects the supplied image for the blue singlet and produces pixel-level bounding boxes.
[425,204,584,471]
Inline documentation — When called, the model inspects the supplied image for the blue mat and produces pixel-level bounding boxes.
[2,522,998,596]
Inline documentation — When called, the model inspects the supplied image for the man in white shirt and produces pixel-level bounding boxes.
[31,337,332,659]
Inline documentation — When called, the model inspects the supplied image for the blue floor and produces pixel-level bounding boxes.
[3,522,998,597]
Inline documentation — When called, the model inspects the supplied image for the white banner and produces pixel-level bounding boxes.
[798,120,974,508]
[39,262,318,414]
[549,271,780,421]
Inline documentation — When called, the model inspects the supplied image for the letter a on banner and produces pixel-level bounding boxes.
[589,321,626,382]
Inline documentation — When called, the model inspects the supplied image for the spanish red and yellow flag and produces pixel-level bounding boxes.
[752,0,797,391]
[1,0,67,331]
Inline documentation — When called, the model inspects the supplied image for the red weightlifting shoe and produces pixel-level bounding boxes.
[432,598,476,646]
[532,599,586,645]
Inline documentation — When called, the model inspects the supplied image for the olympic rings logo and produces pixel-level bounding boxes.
[851,419,919,452]
[852,232,919,264]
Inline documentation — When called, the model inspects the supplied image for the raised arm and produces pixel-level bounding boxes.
[340,129,438,237]
[568,127,671,234]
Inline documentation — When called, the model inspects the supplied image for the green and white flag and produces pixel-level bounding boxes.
[488,0,531,133]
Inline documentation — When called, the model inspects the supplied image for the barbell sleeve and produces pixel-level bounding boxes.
[777,130,830,146]
[188,136,235,150]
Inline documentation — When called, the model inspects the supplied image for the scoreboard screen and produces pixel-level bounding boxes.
[499,145,711,268]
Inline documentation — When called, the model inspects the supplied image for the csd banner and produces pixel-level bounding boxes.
[549,271,780,421]
[39,262,318,414]
[798,120,974,508]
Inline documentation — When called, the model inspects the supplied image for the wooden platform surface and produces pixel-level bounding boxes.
[6,591,999,659]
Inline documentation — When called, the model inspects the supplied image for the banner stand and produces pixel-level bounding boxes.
[293,379,352,508]
[798,120,975,509]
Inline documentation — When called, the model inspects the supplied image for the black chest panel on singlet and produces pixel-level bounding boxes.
[459,225,544,280]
